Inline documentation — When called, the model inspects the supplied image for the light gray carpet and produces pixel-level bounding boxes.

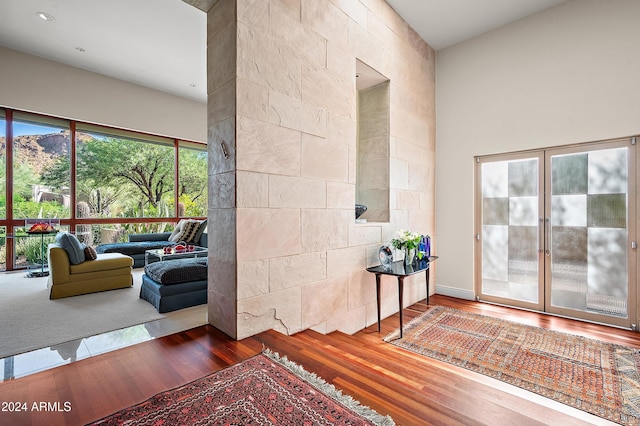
[0,270,171,358]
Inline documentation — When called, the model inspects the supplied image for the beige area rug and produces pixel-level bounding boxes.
[0,270,181,358]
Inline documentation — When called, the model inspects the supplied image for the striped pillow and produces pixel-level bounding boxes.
[168,219,186,241]
[170,220,204,244]
[83,245,98,260]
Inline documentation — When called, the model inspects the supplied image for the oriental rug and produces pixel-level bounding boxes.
[88,349,395,426]
[385,306,640,425]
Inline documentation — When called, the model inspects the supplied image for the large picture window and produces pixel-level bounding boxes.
[178,141,208,217]
[10,113,72,271]
[12,113,71,220]
[75,125,175,219]
[0,108,206,271]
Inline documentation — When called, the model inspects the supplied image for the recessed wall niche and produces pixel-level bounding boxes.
[356,60,390,223]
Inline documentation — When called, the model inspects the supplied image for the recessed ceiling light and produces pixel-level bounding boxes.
[37,12,55,22]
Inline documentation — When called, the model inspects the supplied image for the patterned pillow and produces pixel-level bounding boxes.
[180,220,203,244]
[168,220,190,243]
[83,245,98,260]
[192,219,207,245]
[169,220,205,244]
[168,219,186,242]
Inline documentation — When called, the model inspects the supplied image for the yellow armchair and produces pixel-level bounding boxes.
[48,244,134,299]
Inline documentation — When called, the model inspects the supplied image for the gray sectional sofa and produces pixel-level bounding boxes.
[96,232,208,268]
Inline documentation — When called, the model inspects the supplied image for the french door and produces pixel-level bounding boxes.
[475,138,636,328]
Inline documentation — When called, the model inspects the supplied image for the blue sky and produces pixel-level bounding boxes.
[12,122,65,137]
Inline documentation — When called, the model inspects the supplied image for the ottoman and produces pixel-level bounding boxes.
[140,257,208,313]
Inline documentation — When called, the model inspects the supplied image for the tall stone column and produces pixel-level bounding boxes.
[206,0,237,338]
[198,0,436,341]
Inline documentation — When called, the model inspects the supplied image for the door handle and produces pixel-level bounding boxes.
[538,218,544,253]
[545,218,551,256]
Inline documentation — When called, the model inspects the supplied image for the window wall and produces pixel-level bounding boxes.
[75,124,175,220]
[178,141,208,217]
[12,113,71,220]
[0,108,207,271]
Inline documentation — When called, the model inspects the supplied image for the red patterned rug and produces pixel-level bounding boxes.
[88,349,394,426]
[385,306,640,425]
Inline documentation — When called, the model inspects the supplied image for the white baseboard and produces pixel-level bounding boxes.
[435,285,475,301]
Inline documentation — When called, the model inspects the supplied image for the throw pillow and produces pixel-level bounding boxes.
[180,220,203,244]
[168,219,186,242]
[55,232,86,265]
[192,219,207,245]
[83,244,98,260]
[169,219,205,244]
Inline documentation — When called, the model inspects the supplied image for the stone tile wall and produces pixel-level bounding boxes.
[206,0,435,339]
[206,0,238,338]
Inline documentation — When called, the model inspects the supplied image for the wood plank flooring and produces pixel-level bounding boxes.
[1,295,636,425]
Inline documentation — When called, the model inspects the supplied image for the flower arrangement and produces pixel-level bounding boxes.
[28,222,56,233]
[391,229,422,250]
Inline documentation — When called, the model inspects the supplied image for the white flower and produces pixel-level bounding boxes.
[391,229,422,250]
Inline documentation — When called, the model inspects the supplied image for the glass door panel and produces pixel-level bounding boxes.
[477,154,544,310]
[0,110,6,219]
[476,139,635,329]
[546,143,634,327]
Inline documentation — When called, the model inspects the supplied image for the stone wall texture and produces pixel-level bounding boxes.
[207,0,238,338]
[206,0,436,339]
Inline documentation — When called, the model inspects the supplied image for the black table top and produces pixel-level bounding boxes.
[26,230,58,235]
[366,256,438,277]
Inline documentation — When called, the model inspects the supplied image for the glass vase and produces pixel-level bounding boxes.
[403,247,415,266]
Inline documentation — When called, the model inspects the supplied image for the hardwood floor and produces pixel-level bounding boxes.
[1,295,635,425]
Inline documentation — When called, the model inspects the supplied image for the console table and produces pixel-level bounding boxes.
[366,256,438,338]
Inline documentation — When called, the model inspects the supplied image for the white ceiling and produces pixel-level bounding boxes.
[0,0,565,103]
[385,0,565,51]
[0,0,207,102]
